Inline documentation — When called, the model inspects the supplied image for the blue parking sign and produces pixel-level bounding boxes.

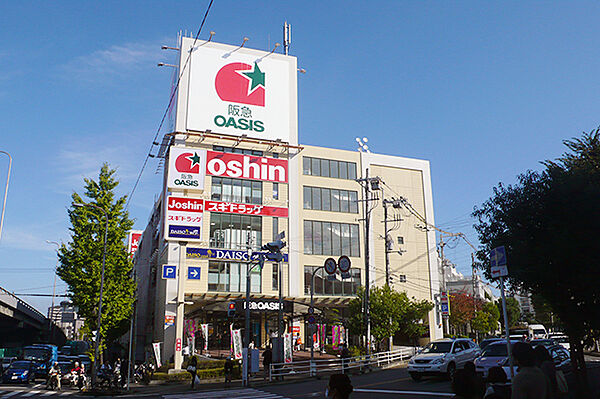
[490,246,507,267]
[162,265,176,279]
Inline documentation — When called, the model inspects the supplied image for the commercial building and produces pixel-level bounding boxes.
[132,35,442,367]
[47,301,84,340]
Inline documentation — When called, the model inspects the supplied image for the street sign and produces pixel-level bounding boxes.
[307,315,316,325]
[187,266,201,280]
[327,274,337,281]
[338,255,351,273]
[162,265,177,279]
[490,246,509,278]
[341,272,351,279]
[324,258,337,275]
[441,303,449,315]
[308,307,314,314]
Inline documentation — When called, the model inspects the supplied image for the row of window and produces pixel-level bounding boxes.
[208,261,261,292]
[304,266,361,296]
[303,156,357,180]
[211,177,262,205]
[213,145,264,156]
[206,261,361,297]
[303,186,359,213]
[303,220,360,257]
[209,213,262,250]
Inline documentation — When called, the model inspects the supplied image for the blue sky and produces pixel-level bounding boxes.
[1,1,600,312]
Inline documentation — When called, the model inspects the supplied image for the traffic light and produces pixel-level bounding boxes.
[262,240,286,262]
[227,302,236,317]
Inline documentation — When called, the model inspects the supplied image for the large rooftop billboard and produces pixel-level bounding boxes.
[178,38,298,144]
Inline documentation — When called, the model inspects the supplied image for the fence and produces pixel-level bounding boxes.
[268,347,415,381]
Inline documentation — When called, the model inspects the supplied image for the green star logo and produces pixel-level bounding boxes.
[186,152,202,168]
[241,62,265,92]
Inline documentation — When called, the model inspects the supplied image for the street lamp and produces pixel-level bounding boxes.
[0,150,12,242]
[73,202,108,389]
[46,240,60,342]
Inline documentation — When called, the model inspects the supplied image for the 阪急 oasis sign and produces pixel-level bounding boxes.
[168,148,288,190]
[183,39,297,143]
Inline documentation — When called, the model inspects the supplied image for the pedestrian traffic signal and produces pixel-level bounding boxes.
[227,302,236,317]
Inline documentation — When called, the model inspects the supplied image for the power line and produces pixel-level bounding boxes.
[126,0,215,210]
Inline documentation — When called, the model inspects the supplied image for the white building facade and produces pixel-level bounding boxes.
[132,36,443,367]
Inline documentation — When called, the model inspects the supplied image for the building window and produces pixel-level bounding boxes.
[273,182,279,200]
[303,186,359,214]
[303,220,360,257]
[209,213,262,250]
[272,217,279,241]
[302,156,357,180]
[213,145,263,156]
[272,264,279,291]
[211,177,262,205]
[304,266,361,296]
[208,261,261,292]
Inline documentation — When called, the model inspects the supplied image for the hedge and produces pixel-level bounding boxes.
[153,364,241,382]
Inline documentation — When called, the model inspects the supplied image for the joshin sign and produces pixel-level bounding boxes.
[167,147,207,191]
[164,196,204,242]
[184,39,297,143]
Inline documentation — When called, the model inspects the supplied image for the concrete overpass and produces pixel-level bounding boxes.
[0,286,65,348]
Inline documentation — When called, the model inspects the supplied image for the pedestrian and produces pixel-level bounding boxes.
[198,332,205,355]
[224,356,234,383]
[187,355,198,389]
[511,342,549,399]
[262,346,272,380]
[326,373,353,399]
[451,368,480,399]
[464,361,485,398]
[484,366,511,399]
[120,358,128,388]
[533,345,558,398]
[340,344,350,374]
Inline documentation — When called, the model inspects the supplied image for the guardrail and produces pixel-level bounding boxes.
[268,347,415,381]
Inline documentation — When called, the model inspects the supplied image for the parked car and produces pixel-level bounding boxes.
[502,344,571,381]
[1,360,36,384]
[407,338,480,381]
[548,334,570,350]
[529,339,557,349]
[474,340,518,378]
[479,338,503,351]
[528,324,548,339]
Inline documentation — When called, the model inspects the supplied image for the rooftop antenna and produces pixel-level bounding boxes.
[283,21,291,55]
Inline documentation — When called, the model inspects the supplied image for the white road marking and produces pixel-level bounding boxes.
[164,388,290,399]
[0,392,23,398]
[354,388,454,397]
[21,391,41,397]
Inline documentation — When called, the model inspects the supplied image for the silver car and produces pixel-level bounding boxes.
[407,338,481,381]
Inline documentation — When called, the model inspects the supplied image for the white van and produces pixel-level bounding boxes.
[528,324,548,339]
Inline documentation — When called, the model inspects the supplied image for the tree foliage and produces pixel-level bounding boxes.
[57,164,135,353]
[473,129,600,397]
[348,286,433,347]
[496,297,521,329]
[471,301,500,335]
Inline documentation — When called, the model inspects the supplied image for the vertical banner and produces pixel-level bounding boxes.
[313,333,319,350]
[201,324,209,351]
[230,324,234,356]
[332,326,341,350]
[232,329,243,360]
[152,342,162,368]
[320,324,326,350]
[284,333,293,363]
[340,326,346,344]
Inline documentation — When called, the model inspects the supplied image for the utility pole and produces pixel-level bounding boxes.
[383,192,390,287]
[439,235,448,336]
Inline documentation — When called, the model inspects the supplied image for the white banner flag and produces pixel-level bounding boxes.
[232,329,243,360]
[152,342,162,368]
[201,324,209,351]
[284,332,293,363]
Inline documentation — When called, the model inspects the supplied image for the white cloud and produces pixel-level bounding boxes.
[61,41,163,84]
[0,225,64,252]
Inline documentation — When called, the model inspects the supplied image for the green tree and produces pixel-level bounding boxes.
[473,129,600,397]
[471,302,500,335]
[496,298,520,329]
[57,164,135,355]
[348,286,433,348]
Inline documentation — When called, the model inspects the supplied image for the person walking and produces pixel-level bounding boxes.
[511,342,549,399]
[187,356,198,389]
[533,345,558,398]
[484,366,511,399]
[262,346,272,380]
[326,373,353,399]
[224,356,234,383]
[340,344,350,374]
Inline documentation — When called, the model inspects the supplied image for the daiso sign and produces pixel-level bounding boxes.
[205,151,287,183]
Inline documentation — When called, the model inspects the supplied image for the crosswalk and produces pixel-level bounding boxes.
[164,388,291,399]
[0,386,80,398]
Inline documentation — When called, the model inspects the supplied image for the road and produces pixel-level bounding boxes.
[0,358,598,398]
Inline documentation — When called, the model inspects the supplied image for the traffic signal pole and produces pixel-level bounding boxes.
[244,254,264,387]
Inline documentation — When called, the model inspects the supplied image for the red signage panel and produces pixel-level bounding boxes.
[205,200,288,217]
[166,197,204,213]
[205,151,288,183]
